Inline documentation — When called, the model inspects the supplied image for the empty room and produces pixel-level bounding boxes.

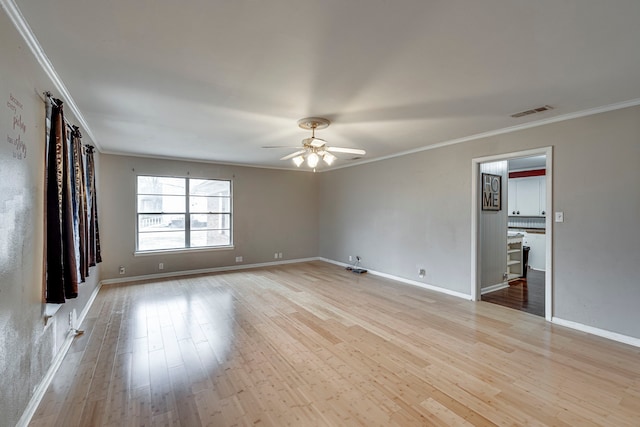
[1,1,640,426]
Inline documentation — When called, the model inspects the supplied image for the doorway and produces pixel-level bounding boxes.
[471,147,553,320]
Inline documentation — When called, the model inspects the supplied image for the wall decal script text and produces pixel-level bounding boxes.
[6,93,27,160]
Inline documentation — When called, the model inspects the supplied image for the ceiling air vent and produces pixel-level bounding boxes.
[510,105,554,118]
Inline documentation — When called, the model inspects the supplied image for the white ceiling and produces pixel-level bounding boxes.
[13,0,640,170]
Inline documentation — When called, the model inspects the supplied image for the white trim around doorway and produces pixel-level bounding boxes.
[471,146,553,321]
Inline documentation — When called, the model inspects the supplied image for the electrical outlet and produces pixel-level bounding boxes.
[235,256,243,262]
[274,252,278,259]
[349,255,353,262]
[119,266,125,275]
[159,263,164,270]
[278,252,283,259]
[418,269,426,278]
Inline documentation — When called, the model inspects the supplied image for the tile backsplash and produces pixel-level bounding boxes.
[508,216,545,229]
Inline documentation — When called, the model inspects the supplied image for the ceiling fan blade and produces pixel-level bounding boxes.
[262,145,301,149]
[326,146,366,156]
[280,150,306,160]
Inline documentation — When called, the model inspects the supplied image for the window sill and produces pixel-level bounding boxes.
[134,245,235,257]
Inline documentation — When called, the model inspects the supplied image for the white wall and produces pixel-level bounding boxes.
[99,155,319,280]
[0,10,101,427]
[319,105,640,339]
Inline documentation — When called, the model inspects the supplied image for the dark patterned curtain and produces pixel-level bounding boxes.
[45,96,101,303]
[45,99,67,303]
[61,122,79,297]
[86,146,102,266]
[70,126,87,282]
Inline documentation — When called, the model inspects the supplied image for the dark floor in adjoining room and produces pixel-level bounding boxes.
[482,269,545,317]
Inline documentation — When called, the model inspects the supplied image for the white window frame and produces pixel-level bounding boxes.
[135,175,233,254]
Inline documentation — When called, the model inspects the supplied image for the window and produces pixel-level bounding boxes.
[136,176,232,252]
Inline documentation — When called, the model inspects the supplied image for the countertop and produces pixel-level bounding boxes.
[508,227,546,234]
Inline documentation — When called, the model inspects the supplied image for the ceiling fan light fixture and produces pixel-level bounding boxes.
[269,117,366,169]
[307,152,319,168]
[323,152,336,165]
[310,137,326,148]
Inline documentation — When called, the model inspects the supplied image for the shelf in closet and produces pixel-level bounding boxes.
[506,235,524,282]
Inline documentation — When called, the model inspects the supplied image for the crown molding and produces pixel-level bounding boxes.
[1,0,100,150]
[99,149,317,173]
[324,97,640,172]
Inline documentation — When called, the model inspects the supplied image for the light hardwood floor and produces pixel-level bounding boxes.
[30,261,640,426]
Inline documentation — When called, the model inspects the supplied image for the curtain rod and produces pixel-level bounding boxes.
[44,91,61,107]
[43,91,94,150]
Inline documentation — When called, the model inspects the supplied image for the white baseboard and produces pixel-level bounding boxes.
[100,257,321,285]
[103,256,471,301]
[16,332,77,427]
[319,257,473,300]
[481,282,509,295]
[76,279,103,330]
[16,281,103,427]
[552,317,640,348]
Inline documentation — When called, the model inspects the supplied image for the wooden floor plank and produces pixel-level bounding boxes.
[30,261,640,426]
[482,269,545,317]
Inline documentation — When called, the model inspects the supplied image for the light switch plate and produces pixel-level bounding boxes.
[555,212,564,222]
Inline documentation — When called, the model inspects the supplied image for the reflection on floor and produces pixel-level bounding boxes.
[30,263,640,425]
[482,269,545,317]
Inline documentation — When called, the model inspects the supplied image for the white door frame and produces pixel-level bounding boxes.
[471,146,553,321]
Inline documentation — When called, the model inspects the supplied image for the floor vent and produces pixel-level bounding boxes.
[510,105,554,118]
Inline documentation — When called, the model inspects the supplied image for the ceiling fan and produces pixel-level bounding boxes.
[264,117,366,170]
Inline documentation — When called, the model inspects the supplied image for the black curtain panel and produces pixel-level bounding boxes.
[45,96,102,303]
[45,99,68,303]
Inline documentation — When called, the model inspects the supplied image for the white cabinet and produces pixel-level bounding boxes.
[508,176,546,216]
[539,177,546,216]
[523,232,546,271]
[508,180,517,216]
[516,177,540,216]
